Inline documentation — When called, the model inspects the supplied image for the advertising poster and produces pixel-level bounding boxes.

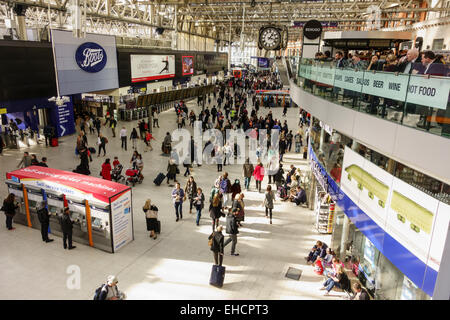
[257,57,270,69]
[130,55,175,83]
[51,30,118,95]
[182,56,194,75]
[426,201,450,271]
[341,147,393,229]
[384,177,439,268]
[110,190,133,252]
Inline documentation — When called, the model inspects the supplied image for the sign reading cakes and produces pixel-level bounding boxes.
[51,30,118,95]
[303,20,322,40]
[75,42,107,73]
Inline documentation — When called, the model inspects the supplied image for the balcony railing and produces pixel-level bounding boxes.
[290,58,450,139]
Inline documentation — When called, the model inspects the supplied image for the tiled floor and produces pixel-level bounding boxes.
[0,98,339,300]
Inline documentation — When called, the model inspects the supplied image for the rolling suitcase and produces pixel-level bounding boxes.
[51,138,58,147]
[153,173,166,186]
[209,264,226,288]
[155,220,161,234]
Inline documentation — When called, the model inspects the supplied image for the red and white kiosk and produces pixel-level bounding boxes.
[5,166,134,253]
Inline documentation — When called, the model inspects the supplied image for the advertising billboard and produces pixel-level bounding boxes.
[130,55,175,83]
[182,56,194,75]
[51,29,118,95]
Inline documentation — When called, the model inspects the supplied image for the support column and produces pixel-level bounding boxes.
[340,215,351,260]
[228,18,232,72]
[13,4,27,41]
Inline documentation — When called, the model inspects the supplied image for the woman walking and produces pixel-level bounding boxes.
[143,199,158,239]
[184,176,197,214]
[252,160,265,192]
[209,192,224,231]
[2,193,19,230]
[130,128,139,150]
[264,185,275,224]
[194,188,205,226]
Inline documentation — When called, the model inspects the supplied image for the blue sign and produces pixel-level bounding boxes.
[75,42,107,73]
[258,58,270,69]
[50,101,76,137]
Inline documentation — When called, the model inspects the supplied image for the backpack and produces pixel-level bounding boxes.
[103,137,108,144]
[93,284,108,300]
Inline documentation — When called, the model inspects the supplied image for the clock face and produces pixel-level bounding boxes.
[259,27,282,50]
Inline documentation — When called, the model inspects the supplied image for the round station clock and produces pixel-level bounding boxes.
[259,26,282,50]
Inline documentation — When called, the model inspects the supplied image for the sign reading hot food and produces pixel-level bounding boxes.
[75,42,107,73]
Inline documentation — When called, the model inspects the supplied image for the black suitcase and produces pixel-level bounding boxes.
[209,264,226,288]
[153,173,165,186]
[155,220,161,234]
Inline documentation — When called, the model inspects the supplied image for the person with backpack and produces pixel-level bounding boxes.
[94,275,126,300]
[219,172,232,207]
[37,201,54,242]
[97,133,107,157]
[1,193,19,230]
[208,225,225,266]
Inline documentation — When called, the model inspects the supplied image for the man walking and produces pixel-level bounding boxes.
[171,182,185,222]
[120,127,127,151]
[224,208,240,256]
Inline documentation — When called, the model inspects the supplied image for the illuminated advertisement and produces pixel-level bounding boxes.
[182,56,194,75]
[131,55,175,82]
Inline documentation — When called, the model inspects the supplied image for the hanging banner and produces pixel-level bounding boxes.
[130,55,175,83]
[333,68,364,91]
[406,75,450,110]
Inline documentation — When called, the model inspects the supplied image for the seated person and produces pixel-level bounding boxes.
[292,186,307,205]
[314,257,324,276]
[320,265,350,296]
[350,283,370,300]
[323,256,344,278]
[322,248,335,268]
[305,241,328,264]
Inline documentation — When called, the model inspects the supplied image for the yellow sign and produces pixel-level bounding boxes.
[0,108,7,114]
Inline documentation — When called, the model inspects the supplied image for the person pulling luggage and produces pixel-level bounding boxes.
[208,225,225,266]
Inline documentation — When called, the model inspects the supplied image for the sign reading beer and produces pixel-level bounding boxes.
[75,42,107,73]
[303,20,322,40]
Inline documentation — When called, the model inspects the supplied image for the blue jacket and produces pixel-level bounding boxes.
[220,178,230,194]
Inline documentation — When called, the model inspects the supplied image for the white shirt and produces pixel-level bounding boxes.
[120,128,127,137]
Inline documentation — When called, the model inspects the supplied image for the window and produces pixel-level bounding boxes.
[432,39,444,50]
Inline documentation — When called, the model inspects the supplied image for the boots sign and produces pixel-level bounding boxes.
[75,42,107,73]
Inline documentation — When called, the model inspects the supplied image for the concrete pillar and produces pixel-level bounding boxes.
[13,4,28,41]
[340,215,351,260]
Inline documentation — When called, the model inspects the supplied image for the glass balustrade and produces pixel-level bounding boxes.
[290,57,450,139]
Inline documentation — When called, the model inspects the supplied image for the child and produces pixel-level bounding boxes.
[113,156,120,168]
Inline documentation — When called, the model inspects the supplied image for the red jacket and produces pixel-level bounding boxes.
[101,163,112,181]
[253,165,265,181]
[314,259,324,275]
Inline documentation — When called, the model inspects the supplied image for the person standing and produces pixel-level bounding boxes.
[97,133,107,157]
[264,185,275,224]
[208,225,225,266]
[152,110,160,128]
[17,151,32,168]
[101,158,112,181]
[60,207,76,250]
[166,158,178,184]
[110,118,117,138]
[219,172,232,207]
[253,161,265,192]
[120,127,127,151]
[224,208,240,256]
[1,193,19,230]
[130,128,139,150]
[171,182,185,222]
[143,199,158,240]
[37,201,54,242]
[286,130,293,152]
[242,158,254,191]
[184,176,197,214]
[194,188,205,226]
[209,192,224,231]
